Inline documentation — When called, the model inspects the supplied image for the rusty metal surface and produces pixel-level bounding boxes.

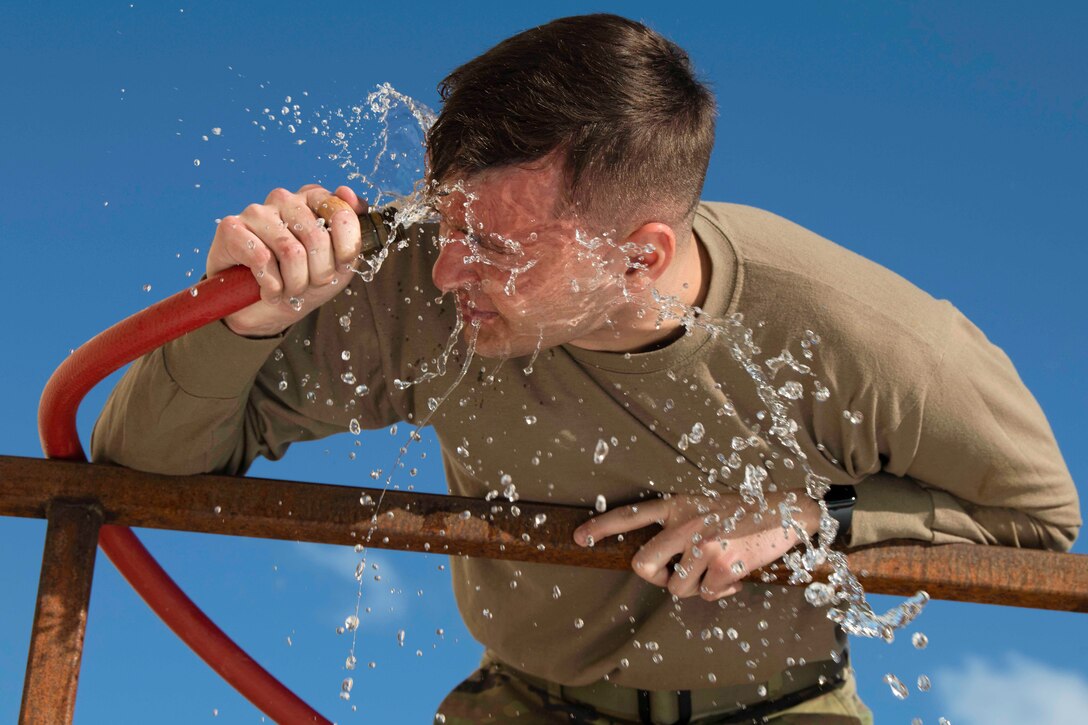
[2,454,1086,612]
[19,500,103,725]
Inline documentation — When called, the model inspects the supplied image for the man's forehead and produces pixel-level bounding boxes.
[435,163,570,232]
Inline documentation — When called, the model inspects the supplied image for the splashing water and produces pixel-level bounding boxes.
[248,81,934,699]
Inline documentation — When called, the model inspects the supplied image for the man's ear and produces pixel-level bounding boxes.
[622,222,677,291]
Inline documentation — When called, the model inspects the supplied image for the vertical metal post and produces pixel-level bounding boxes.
[19,501,104,725]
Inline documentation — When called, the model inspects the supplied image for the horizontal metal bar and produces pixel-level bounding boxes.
[1,455,1085,612]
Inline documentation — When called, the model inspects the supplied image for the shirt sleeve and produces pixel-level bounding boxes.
[90,318,337,475]
[847,308,1080,551]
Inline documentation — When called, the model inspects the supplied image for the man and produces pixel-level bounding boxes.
[93,14,1079,724]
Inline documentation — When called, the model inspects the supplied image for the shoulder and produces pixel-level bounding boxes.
[698,201,954,351]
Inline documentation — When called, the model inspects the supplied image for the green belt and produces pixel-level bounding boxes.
[502,655,847,725]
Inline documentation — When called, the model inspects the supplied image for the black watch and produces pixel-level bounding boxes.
[824,484,857,544]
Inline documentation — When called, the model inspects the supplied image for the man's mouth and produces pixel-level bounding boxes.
[457,293,499,323]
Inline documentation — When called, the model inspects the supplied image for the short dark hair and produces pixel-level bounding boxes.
[426,14,717,233]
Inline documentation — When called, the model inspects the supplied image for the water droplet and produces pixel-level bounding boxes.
[777,381,804,400]
[593,439,610,464]
[689,421,705,444]
[503,479,518,502]
[917,674,931,692]
[912,632,928,649]
[805,582,837,607]
[355,384,370,396]
[843,410,864,425]
[524,415,537,425]
[193,159,201,167]
[595,494,607,513]
[574,618,584,629]
[533,513,547,527]
[731,561,746,575]
[813,380,831,401]
[884,673,909,700]
[341,372,356,384]
[397,629,406,647]
[349,419,361,435]
[552,585,562,599]
[141,284,152,292]
[213,505,222,515]
[343,614,359,631]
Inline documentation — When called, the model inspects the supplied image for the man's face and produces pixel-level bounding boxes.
[430,161,635,359]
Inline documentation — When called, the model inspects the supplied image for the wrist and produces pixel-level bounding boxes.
[223,316,291,339]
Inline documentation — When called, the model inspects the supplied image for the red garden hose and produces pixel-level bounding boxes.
[39,265,330,724]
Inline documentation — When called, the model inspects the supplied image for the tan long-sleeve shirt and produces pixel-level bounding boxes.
[92,202,1080,691]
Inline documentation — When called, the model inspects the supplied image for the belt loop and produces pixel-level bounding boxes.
[637,689,653,724]
[637,689,692,725]
[676,690,692,723]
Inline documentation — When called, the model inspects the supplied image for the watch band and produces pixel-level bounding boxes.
[823,484,857,543]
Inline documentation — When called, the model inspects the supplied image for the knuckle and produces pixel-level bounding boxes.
[276,237,307,259]
[242,203,264,218]
[266,187,292,204]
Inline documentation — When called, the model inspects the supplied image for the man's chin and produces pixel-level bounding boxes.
[467,328,552,361]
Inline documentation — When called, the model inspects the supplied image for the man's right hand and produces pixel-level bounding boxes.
[207,184,368,338]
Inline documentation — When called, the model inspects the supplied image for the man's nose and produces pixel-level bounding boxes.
[431,238,479,292]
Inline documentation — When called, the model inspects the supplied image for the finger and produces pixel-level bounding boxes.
[335,185,368,214]
[699,545,747,597]
[220,217,285,303]
[702,582,744,601]
[574,499,668,546]
[668,543,712,599]
[264,188,335,287]
[631,527,689,588]
[263,230,309,299]
[314,193,363,270]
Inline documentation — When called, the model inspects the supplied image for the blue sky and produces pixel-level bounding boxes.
[1,1,1086,723]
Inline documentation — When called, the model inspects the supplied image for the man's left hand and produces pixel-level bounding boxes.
[573,490,822,601]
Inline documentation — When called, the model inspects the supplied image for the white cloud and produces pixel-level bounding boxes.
[935,653,1088,725]
[291,542,412,624]
[293,542,400,583]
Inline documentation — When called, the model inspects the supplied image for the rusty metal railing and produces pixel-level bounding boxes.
[4,453,1087,723]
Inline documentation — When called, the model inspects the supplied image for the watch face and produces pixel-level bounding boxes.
[825,485,857,510]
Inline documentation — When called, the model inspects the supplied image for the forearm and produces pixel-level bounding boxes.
[849,471,1080,552]
[91,320,283,476]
